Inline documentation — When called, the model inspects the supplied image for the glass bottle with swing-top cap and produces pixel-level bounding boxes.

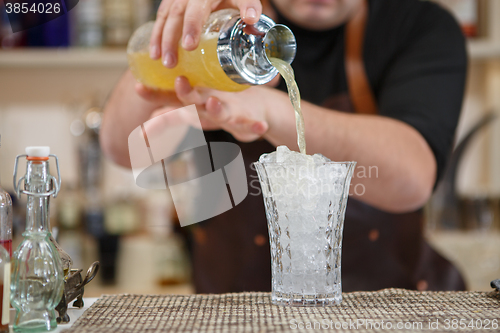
[11,147,65,331]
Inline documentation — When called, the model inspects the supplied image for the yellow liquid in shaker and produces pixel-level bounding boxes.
[128,35,248,92]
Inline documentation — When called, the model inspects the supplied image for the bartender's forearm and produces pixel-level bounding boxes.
[101,71,164,167]
[263,90,436,213]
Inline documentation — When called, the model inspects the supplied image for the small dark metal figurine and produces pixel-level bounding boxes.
[56,262,100,324]
[491,279,500,292]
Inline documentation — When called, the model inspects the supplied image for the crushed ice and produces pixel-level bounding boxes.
[259,145,330,165]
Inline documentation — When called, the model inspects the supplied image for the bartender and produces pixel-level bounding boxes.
[100,0,467,292]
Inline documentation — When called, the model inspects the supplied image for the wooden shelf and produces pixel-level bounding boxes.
[0,38,499,69]
[0,48,128,68]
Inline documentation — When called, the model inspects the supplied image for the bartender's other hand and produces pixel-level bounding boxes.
[136,81,221,130]
[149,0,262,68]
[174,76,269,142]
[135,82,182,109]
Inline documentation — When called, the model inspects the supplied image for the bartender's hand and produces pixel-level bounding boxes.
[135,81,220,131]
[150,0,262,68]
[176,77,274,142]
[135,76,289,143]
[135,73,283,141]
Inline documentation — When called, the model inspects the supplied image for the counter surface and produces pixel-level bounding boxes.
[52,290,500,333]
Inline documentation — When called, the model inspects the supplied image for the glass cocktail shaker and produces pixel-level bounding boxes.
[127,9,296,91]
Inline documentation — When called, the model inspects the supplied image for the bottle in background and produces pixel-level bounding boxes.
[0,245,9,333]
[0,136,12,257]
[56,185,84,270]
[0,136,10,333]
[75,0,103,47]
[103,0,133,46]
[42,9,71,47]
[73,105,120,285]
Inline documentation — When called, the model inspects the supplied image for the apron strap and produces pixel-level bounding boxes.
[345,0,378,115]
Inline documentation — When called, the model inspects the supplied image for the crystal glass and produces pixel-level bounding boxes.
[11,157,64,331]
[254,160,356,306]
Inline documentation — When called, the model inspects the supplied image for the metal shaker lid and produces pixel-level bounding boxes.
[217,13,296,85]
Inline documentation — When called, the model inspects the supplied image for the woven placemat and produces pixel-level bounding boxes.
[61,289,499,333]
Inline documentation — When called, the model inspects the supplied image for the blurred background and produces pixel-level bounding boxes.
[0,0,499,296]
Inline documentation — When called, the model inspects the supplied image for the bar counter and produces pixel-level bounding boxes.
[32,289,500,332]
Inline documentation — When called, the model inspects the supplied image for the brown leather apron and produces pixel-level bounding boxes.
[187,0,466,293]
